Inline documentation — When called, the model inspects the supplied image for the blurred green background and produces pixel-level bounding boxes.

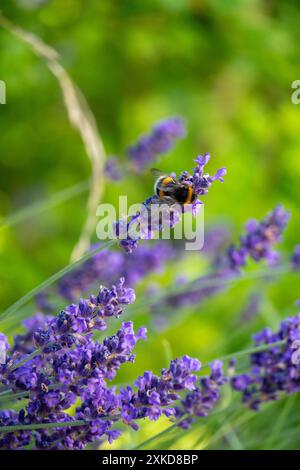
[1,0,300,450]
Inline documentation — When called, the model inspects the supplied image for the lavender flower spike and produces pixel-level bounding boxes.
[192,154,226,196]
[224,204,290,270]
[175,360,227,428]
[231,310,300,410]
[116,156,226,253]
[120,355,201,427]
[32,278,136,353]
[127,117,186,171]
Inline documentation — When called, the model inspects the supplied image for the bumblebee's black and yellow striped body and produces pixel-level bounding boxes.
[153,174,196,206]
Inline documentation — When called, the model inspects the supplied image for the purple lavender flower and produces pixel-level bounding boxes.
[223,205,290,271]
[33,278,135,352]
[119,355,201,427]
[4,344,199,449]
[231,374,251,391]
[202,224,231,258]
[124,242,174,285]
[58,248,124,301]
[175,360,227,428]
[0,333,9,354]
[179,154,226,197]
[33,413,84,450]
[0,318,147,449]
[74,385,121,447]
[127,117,186,171]
[0,334,9,371]
[231,312,300,410]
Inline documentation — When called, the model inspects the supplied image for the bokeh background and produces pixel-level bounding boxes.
[1,0,300,450]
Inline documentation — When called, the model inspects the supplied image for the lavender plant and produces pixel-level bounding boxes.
[2,116,300,451]
[3,290,300,449]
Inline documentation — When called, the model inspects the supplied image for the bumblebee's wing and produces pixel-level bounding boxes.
[150,168,165,179]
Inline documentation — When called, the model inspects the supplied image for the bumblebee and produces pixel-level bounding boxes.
[152,169,196,206]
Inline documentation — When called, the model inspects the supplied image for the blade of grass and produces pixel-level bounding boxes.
[223,427,244,450]
[204,392,294,450]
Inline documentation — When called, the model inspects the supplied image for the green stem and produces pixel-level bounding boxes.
[0,420,86,433]
[0,180,90,230]
[10,349,41,372]
[0,383,71,403]
[201,339,286,369]
[0,390,31,402]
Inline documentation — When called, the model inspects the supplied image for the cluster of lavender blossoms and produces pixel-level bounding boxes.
[224,204,290,270]
[175,360,227,428]
[2,300,300,449]
[116,153,226,253]
[0,275,217,450]
[104,117,186,179]
[231,312,300,409]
